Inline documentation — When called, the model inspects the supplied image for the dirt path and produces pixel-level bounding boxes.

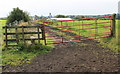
[2,25,119,72]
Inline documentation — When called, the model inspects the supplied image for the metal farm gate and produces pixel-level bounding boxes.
[43,15,116,45]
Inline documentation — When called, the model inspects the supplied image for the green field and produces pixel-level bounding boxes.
[62,20,110,37]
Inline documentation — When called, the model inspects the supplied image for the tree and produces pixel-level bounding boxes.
[6,7,31,25]
[81,16,85,18]
[54,15,66,18]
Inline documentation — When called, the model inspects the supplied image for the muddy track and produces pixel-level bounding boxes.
[2,25,119,72]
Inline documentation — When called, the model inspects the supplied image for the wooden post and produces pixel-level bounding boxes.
[42,24,47,45]
[5,26,8,49]
[110,14,116,37]
[95,19,98,39]
[79,20,81,40]
[37,25,40,43]
[82,20,84,29]
[61,21,63,43]
[22,26,25,44]
[15,26,19,45]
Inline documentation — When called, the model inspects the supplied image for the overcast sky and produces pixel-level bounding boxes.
[0,0,119,17]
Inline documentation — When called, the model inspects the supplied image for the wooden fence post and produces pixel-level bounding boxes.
[95,19,98,39]
[5,26,8,49]
[37,25,40,43]
[22,26,25,44]
[15,26,19,45]
[42,24,47,45]
[110,14,116,37]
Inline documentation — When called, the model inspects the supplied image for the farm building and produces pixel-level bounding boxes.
[47,18,72,21]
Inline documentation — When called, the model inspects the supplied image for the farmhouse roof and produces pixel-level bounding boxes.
[48,18,72,21]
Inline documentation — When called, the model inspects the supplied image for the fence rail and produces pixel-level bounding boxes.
[3,25,46,48]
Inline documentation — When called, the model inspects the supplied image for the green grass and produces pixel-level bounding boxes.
[2,43,53,66]
[47,20,119,53]
[96,20,119,53]
[0,20,6,51]
[1,20,54,66]
[0,20,6,44]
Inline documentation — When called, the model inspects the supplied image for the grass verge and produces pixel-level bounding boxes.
[96,20,119,54]
[2,43,53,66]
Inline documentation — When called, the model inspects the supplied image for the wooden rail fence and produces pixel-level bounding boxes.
[3,25,46,48]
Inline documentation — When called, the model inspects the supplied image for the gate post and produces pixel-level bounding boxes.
[42,24,47,45]
[110,13,116,37]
